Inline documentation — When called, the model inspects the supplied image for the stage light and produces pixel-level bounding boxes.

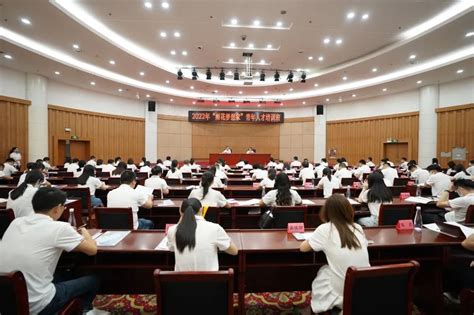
[177,69,183,80]
[219,69,225,80]
[206,68,212,80]
[234,69,240,80]
[260,71,265,81]
[191,68,198,80]
[300,72,306,83]
[274,71,280,81]
[287,71,294,82]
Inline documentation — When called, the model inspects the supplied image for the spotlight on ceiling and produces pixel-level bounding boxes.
[260,71,265,82]
[206,68,212,80]
[274,71,280,82]
[287,71,294,83]
[219,69,225,80]
[300,72,306,83]
[191,68,198,80]
[234,69,240,80]
[177,69,183,80]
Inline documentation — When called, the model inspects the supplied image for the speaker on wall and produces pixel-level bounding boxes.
[148,101,156,112]
[316,104,324,115]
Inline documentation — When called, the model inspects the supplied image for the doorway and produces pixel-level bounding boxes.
[383,142,409,163]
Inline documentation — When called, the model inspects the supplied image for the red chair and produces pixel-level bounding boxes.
[465,205,474,224]
[154,268,234,315]
[0,209,15,239]
[378,204,415,226]
[0,271,82,315]
[341,261,419,315]
[94,207,133,229]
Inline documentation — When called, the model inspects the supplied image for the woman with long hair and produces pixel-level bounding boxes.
[260,172,302,207]
[259,168,276,189]
[209,166,225,188]
[316,167,341,198]
[7,170,44,217]
[111,161,127,177]
[453,164,471,180]
[166,159,183,181]
[357,171,393,226]
[300,194,370,313]
[77,165,109,207]
[167,198,238,271]
[188,172,230,208]
[127,158,137,172]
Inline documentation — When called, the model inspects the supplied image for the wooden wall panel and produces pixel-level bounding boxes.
[436,104,474,166]
[279,118,314,162]
[48,105,145,165]
[157,115,192,161]
[0,96,30,167]
[326,112,419,165]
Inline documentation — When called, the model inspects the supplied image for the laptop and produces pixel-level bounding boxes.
[435,222,466,239]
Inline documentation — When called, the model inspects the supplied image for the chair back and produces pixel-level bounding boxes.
[58,171,74,177]
[154,268,234,315]
[63,187,91,212]
[343,260,419,315]
[0,209,15,239]
[389,186,407,197]
[0,271,29,315]
[465,205,474,224]
[95,171,110,178]
[63,177,79,185]
[182,172,192,178]
[95,207,133,229]
[341,177,357,186]
[393,178,410,186]
[166,178,182,185]
[272,205,307,228]
[136,172,150,179]
[378,204,415,226]
[204,207,221,224]
[106,177,122,185]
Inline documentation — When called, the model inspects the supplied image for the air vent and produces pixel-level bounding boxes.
[242,52,253,57]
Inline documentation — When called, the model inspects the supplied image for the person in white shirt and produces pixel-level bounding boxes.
[252,164,268,180]
[399,157,409,172]
[246,147,255,154]
[42,157,54,171]
[17,162,50,187]
[214,163,228,181]
[145,166,170,196]
[316,168,341,198]
[378,158,394,170]
[188,172,230,208]
[381,162,399,187]
[163,156,172,168]
[266,158,277,169]
[436,179,474,223]
[303,158,314,170]
[353,160,371,181]
[453,164,471,180]
[366,157,376,168]
[209,166,225,188]
[95,159,104,170]
[314,163,325,178]
[63,157,72,169]
[73,160,86,178]
[283,162,295,175]
[7,170,44,218]
[290,156,302,169]
[466,160,474,176]
[3,158,18,177]
[333,159,343,171]
[299,161,315,184]
[275,160,284,171]
[334,163,353,179]
[8,147,22,169]
[320,158,328,168]
[127,158,138,172]
[101,159,116,175]
[167,198,238,271]
[77,165,109,207]
[139,157,147,167]
[260,173,302,207]
[423,164,452,197]
[66,158,79,173]
[408,163,430,185]
[259,168,276,189]
[0,187,99,314]
[111,161,127,177]
[107,170,154,229]
[300,194,370,314]
[357,172,393,227]
[242,161,253,171]
[0,164,10,179]
[180,160,193,174]
[190,158,201,172]
[156,159,167,171]
[166,160,183,182]
[139,161,153,176]
[86,156,97,167]
[236,159,246,168]
[113,156,122,167]
[222,146,232,154]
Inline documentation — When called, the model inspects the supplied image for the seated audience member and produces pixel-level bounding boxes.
[283,162,295,175]
[399,157,409,171]
[219,159,231,171]
[432,158,439,165]
[0,187,99,314]
[422,164,451,197]
[214,162,228,181]
[73,160,86,178]
[63,157,72,169]
[266,158,277,169]
[107,171,154,229]
[139,157,147,167]
[127,158,137,172]
[259,168,276,189]
[66,158,79,173]
[188,172,230,208]
[163,156,172,168]
[190,158,201,172]
[167,198,238,271]
[145,166,169,195]
[101,159,116,175]
[378,158,394,169]
[0,164,12,179]
[275,159,285,171]
[139,161,152,175]
[242,160,253,171]
[299,194,370,314]
[156,159,167,170]
[180,160,192,174]
[314,162,325,178]
[436,179,474,223]
[7,170,44,217]
[290,156,302,169]
[111,161,127,177]
[333,159,343,171]
[357,172,393,227]
[340,157,349,167]
[9,147,22,169]
[366,157,376,168]
[3,158,18,177]
[408,163,430,184]
[299,161,316,183]
[252,164,268,180]
[166,159,183,181]
[236,159,246,168]
[467,159,474,176]
[320,158,329,167]
[453,164,471,180]
[381,161,399,186]
[353,159,371,181]
[222,146,232,154]
[77,165,109,207]
[86,156,97,167]
[334,163,353,179]
[303,158,314,170]
[209,166,225,188]
[446,161,457,176]
[260,173,302,207]
[316,168,341,198]
[113,156,122,167]
[17,162,48,186]
[95,159,104,169]
[42,157,54,170]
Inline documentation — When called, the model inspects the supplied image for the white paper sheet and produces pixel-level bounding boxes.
[0,198,8,203]
[135,185,154,196]
[302,199,315,205]
[292,232,313,241]
[158,199,175,206]
[405,196,435,204]
[186,185,196,190]
[155,236,170,251]
[423,223,440,233]
[236,199,261,206]
[96,231,131,247]
[347,198,360,205]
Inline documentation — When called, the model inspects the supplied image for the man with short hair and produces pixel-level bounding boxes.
[423,164,451,197]
[353,159,371,181]
[436,179,474,223]
[381,162,399,187]
[0,187,99,314]
[3,157,18,177]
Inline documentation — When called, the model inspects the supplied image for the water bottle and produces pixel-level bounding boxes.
[68,208,76,227]
[414,206,422,232]
[345,185,351,198]
[416,185,421,197]
[261,186,266,198]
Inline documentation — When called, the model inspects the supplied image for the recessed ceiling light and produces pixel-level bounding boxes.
[230,42,235,47]
[382,88,387,92]
[214,103,218,107]
[264,91,268,94]
[241,71,246,76]
[118,88,123,92]
[192,101,196,105]
[254,71,260,76]
[342,76,348,80]
[372,68,377,72]
[289,88,294,91]
[170,98,174,102]
[72,44,80,50]
[160,31,167,38]
[466,32,474,37]
[226,70,233,75]
[228,58,234,63]
[231,18,238,25]
[323,37,331,44]
[253,20,261,26]
[146,94,150,98]
[361,13,370,20]
[239,91,243,94]
[308,56,313,60]
[4,54,12,59]
[456,69,464,73]
[318,56,324,61]
[276,21,283,27]
[54,71,60,75]
[139,71,145,76]
[352,94,356,97]
[173,31,181,38]
[109,60,116,65]
[267,44,273,49]
[417,80,422,84]
[302,101,306,105]
[182,51,188,56]
[190,86,194,89]
[325,98,330,102]
[20,18,31,25]
[165,80,170,84]
[335,38,343,45]
[346,12,355,19]
[409,54,417,59]
[248,43,254,48]
[314,83,319,87]
[170,50,176,55]
[161,2,170,9]
[214,90,218,93]
[90,81,95,86]
[144,1,152,9]
[260,59,265,64]
[257,104,261,107]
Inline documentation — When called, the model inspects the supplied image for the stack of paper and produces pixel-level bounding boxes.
[186,185,196,190]
[159,199,175,206]
[135,185,154,196]
[405,196,434,204]
[237,199,261,206]
[293,232,313,241]
[96,231,131,247]
[302,199,315,205]
[347,198,360,205]
[155,236,170,251]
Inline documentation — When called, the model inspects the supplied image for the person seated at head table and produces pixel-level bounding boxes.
[7,170,45,218]
[222,146,232,154]
[299,194,370,314]
[436,179,474,223]
[316,167,341,198]
[107,170,154,229]
[246,147,255,154]
[188,172,230,208]
[167,198,238,271]
[357,171,393,227]
[0,187,99,314]
[145,166,170,195]
[77,165,110,208]
[260,172,302,207]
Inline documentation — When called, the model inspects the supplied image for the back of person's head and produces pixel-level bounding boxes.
[143,161,150,167]
[120,170,136,185]
[77,160,85,168]
[447,161,456,169]
[270,157,274,162]
[107,159,114,164]
[5,158,14,163]
[166,156,171,160]
[293,156,298,161]
[401,157,407,162]
[9,147,18,154]
[452,179,474,193]
[64,157,72,164]
[339,163,347,169]
[171,159,178,172]
[78,165,95,185]
[341,157,347,162]
[321,158,327,163]
[151,166,163,176]
[89,156,96,160]
[283,162,291,170]
[427,164,442,173]
[323,167,332,180]
[72,158,79,163]
[470,160,474,165]
[43,157,50,162]
[157,159,163,164]
[432,158,439,164]
[114,156,121,163]
[302,161,309,168]
[359,159,366,165]
[200,172,214,199]
[275,173,292,206]
[141,157,146,163]
[408,163,417,171]
[321,194,361,249]
[183,160,190,165]
[367,157,373,161]
[209,166,217,176]
[175,198,202,253]
[367,172,393,203]
[96,159,103,166]
[454,163,469,175]
[383,161,391,168]
[244,160,249,165]
[252,163,260,170]
[336,158,342,164]
[127,158,134,165]
[10,170,44,200]
[409,160,417,165]
[190,158,195,164]
[32,187,67,214]
[267,168,276,180]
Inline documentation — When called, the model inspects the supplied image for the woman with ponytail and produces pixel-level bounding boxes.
[165,159,183,181]
[78,165,109,207]
[316,167,341,198]
[260,172,302,207]
[7,170,44,217]
[188,172,230,208]
[167,198,238,271]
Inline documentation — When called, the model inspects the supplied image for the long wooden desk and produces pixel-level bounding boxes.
[209,153,271,166]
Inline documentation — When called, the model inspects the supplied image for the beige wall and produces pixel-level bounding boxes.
[157,115,192,161]
[279,118,314,162]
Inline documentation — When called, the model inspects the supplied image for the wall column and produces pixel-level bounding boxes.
[144,102,158,162]
[26,74,48,162]
[313,105,326,162]
[418,84,439,167]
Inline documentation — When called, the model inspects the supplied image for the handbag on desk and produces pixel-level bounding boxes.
[258,207,274,229]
